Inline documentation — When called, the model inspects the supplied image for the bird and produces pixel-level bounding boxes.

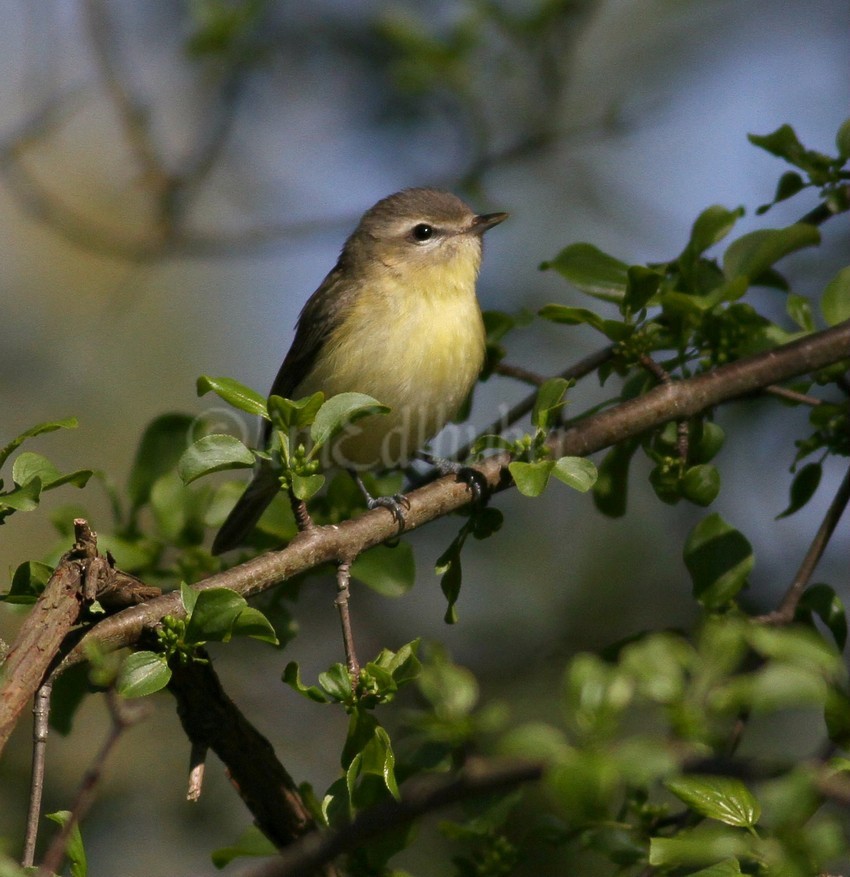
[212,187,507,554]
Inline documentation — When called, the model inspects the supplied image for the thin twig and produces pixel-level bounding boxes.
[335,560,359,678]
[36,691,148,876]
[493,361,547,387]
[758,463,850,625]
[22,682,53,867]
[456,344,615,461]
[764,384,824,406]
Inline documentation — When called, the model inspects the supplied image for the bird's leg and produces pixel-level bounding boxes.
[349,470,409,532]
[416,451,490,503]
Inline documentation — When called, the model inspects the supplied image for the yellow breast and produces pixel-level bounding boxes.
[297,260,486,469]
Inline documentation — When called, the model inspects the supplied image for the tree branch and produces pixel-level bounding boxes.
[51,319,849,673]
[248,758,544,877]
[0,521,158,757]
[167,655,328,857]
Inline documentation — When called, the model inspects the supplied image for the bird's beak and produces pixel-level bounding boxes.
[470,211,509,235]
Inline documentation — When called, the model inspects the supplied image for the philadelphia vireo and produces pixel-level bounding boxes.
[212,187,507,554]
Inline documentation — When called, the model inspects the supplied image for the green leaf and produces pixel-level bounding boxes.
[509,460,553,497]
[797,583,847,650]
[681,464,721,506]
[230,606,279,645]
[537,304,631,341]
[0,478,43,512]
[825,688,850,749]
[666,776,761,827]
[623,265,662,314]
[351,543,415,597]
[821,266,850,326]
[116,651,172,698]
[180,581,198,616]
[497,722,572,763]
[371,640,421,686]
[649,826,753,867]
[748,124,833,176]
[45,810,87,877]
[310,393,390,448]
[836,117,850,160]
[127,413,198,510]
[723,224,820,282]
[531,378,570,430]
[184,587,248,644]
[211,825,278,868]
[0,417,78,471]
[196,375,267,417]
[777,462,821,518]
[268,392,324,431]
[318,663,354,703]
[746,624,841,675]
[150,472,191,542]
[786,292,814,332]
[757,172,807,213]
[290,471,325,501]
[375,726,400,800]
[593,440,638,518]
[541,242,629,303]
[177,434,255,484]
[684,205,745,259]
[11,452,91,491]
[551,456,597,492]
[418,660,479,719]
[437,543,463,624]
[2,560,54,604]
[282,662,329,703]
[684,514,754,608]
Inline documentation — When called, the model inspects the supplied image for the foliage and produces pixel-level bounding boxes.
[0,419,91,526]
[2,116,850,877]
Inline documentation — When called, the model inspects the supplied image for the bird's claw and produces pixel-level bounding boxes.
[366,492,409,532]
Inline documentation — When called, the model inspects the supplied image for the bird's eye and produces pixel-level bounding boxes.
[411,223,434,242]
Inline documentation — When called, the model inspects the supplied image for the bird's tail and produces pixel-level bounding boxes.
[211,463,280,555]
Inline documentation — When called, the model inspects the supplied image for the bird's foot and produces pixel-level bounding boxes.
[350,471,409,533]
[416,453,490,504]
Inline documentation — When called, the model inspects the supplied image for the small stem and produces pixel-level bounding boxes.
[759,463,850,624]
[335,560,360,678]
[36,692,146,877]
[288,490,314,532]
[764,385,823,406]
[455,345,615,462]
[22,682,53,867]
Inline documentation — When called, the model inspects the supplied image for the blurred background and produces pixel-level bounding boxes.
[1,1,848,874]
